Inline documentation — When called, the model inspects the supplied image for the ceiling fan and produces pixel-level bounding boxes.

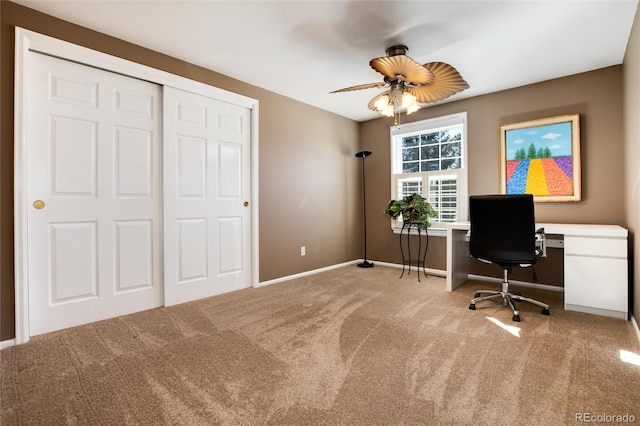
[331,45,469,124]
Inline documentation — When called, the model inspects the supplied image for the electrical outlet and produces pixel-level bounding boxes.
[301,246,306,256]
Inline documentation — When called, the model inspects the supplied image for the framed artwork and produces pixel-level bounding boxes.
[499,113,581,202]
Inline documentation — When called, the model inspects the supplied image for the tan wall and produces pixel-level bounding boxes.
[0,2,360,341]
[624,6,640,324]
[361,66,625,287]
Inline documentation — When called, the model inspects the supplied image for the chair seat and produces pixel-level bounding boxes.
[475,248,537,265]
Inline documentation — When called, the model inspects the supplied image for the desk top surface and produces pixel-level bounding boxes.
[447,222,628,238]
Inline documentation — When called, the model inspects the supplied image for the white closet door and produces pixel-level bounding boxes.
[163,87,251,306]
[26,52,163,336]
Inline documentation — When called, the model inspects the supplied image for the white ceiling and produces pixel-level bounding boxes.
[13,0,639,122]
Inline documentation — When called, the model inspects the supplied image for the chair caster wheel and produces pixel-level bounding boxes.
[512,315,521,322]
[474,293,481,298]
[469,304,476,310]
[541,308,550,315]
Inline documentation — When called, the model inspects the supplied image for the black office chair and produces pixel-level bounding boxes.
[468,194,550,322]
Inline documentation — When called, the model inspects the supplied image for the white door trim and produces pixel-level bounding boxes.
[14,27,260,344]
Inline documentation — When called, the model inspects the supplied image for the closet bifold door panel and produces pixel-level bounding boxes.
[163,87,252,306]
[25,52,163,336]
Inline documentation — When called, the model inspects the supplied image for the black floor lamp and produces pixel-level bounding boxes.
[356,150,373,268]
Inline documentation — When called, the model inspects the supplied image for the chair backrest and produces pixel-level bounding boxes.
[469,194,538,265]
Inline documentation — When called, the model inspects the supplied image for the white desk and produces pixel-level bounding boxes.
[446,222,629,320]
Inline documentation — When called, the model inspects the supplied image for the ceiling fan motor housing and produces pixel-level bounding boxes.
[386,45,409,57]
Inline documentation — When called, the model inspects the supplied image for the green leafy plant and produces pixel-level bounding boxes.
[383,193,438,227]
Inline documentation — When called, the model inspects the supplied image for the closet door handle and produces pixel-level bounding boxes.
[33,200,45,209]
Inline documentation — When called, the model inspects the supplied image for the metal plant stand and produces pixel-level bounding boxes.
[399,222,429,281]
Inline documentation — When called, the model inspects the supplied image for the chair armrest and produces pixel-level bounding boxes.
[535,227,546,258]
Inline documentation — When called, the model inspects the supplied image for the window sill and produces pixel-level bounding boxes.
[391,226,447,237]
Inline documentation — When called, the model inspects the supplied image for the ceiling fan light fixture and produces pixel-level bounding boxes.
[402,91,419,115]
[374,94,390,112]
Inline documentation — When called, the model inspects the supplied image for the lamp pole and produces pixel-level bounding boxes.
[355,150,373,268]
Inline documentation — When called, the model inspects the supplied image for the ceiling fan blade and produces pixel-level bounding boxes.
[370,55,434,84]
[330,82,388,93]
[408,62,469,103]
[368,91,390,111]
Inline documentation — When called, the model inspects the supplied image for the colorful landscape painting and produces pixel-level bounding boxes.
[500,114,581,202]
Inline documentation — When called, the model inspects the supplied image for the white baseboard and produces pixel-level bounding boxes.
[0,339,16,350]
[367,260,446,277]
[257,259,446,288]
[257,260,360,287]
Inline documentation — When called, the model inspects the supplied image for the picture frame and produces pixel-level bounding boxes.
[499,113,581,202]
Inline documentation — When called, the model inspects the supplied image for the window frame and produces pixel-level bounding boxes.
[389,112,468,234]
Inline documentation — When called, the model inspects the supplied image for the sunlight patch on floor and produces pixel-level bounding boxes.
[620,349,640,366]
[486,316,520,337]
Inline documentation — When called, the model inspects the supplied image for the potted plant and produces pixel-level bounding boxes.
[384,193,438,227]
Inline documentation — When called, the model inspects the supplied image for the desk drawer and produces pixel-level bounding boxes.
[564,236,627,258]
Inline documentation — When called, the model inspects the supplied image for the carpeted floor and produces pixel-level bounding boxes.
[2,265,639,425]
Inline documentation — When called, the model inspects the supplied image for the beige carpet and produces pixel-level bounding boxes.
[2,265,640,425]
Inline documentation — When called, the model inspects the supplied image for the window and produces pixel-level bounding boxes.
[390,112,468,230]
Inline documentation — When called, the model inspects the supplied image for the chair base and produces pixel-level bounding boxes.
[468,270,550,322]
